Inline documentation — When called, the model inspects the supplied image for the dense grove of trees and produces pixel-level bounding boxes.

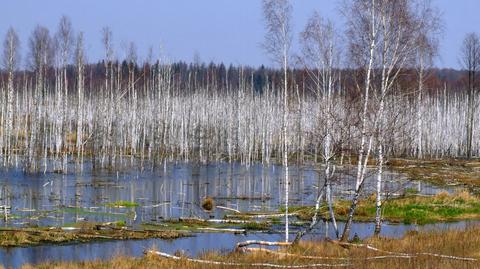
[0,30,477,171]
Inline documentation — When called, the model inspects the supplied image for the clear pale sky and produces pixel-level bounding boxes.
[1,0,479,69]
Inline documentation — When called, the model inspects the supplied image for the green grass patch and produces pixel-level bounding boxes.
[288,191,480,225]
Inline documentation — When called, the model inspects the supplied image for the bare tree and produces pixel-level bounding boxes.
[101,26,115,166]
[29,25,53,97]
[53,16,74,169]
[262,0,292,243]
[414,0,442,159]
[297,12,341,240]
[75,32,85,160]
[55,15,74,105]
[102,27,114,87]
[2,27,20,162]
[372,0,420,235]
[460,33,480,159]
[127,42,138,158]
[340,0,379,241]
[28,25,53,171]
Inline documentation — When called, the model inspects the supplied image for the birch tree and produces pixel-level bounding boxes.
[298,12,341,239]
[55,16,74,113]
[414,0,441,159]
[2,28,20,163]
[373,0,418,234]
[101,26,114,166]
[340,0,379,241]
[28,25,52,171]
[75,32,85,160]
[54,16,74,168]
[262,0,292,243]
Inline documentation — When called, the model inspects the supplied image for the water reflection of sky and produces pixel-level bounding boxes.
[0,160,471,268]
[0,160,458,227]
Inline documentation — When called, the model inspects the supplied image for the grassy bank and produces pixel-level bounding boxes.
[288,191,480,224]
[388,158,480,188]
[25,225,480,269]
[0,222,183,247]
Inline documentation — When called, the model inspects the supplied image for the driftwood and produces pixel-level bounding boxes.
[235,240,292,251]
[227,213,299,219]
[198,227,245,233]
[335,241,479,262]
[238,241,479,263]
[207,219,250,224]
[146,250,350,268]
[243,247,414,260]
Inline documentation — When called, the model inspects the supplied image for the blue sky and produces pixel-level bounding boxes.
[1,0,479,68]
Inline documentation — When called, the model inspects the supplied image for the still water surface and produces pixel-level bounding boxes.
[0,160,466,268]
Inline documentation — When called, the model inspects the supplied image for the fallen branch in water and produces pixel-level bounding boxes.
[142,202,171,208]
[216,206,241,213]
[146,250,350,268]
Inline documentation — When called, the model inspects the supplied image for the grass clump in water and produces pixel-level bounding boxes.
[105,200,139,208]
[241,221,271,230]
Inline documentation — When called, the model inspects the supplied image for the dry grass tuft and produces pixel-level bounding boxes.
[202,197,214,211]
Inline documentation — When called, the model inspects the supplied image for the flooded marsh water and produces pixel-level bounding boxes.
[0,160,468,268]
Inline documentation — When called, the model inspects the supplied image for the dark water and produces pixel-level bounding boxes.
[0,160,466,268]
